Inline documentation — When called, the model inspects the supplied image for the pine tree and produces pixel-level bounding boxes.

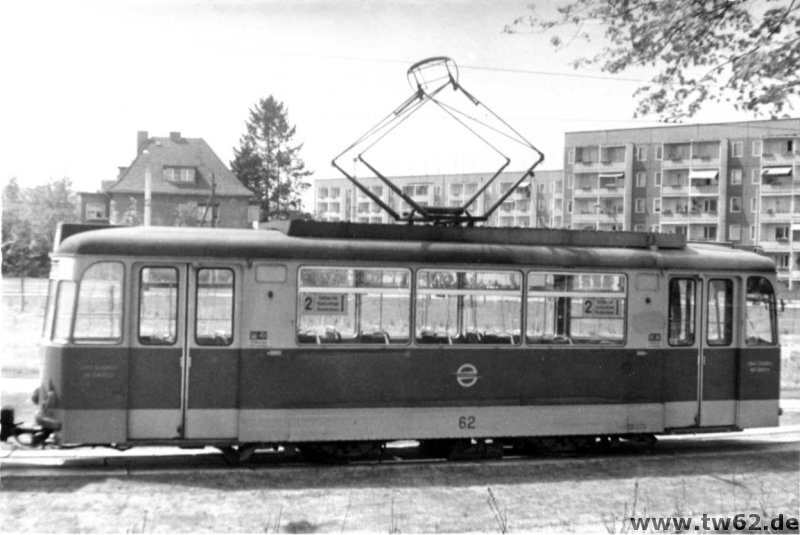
[231,96,312,221]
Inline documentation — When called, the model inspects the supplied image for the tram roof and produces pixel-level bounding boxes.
[54,222,776,273]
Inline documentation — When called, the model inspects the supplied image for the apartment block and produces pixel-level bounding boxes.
[564,118,800,288]
[314,170,563,228]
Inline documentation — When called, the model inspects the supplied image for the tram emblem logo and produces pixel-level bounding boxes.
[455,363,480,388]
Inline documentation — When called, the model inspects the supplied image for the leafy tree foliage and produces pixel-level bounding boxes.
[505,0,800,120]
[2,177,79,277]
[231,96,312,221]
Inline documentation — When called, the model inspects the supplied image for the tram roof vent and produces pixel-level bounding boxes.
[264,220,687,249]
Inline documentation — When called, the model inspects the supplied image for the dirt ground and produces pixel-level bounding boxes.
[2,441,799,533]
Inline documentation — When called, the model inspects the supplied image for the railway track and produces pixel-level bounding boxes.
[2,425,798,478]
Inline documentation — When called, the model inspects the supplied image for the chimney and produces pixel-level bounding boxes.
[170,131,181,142]
[137,131,149,153]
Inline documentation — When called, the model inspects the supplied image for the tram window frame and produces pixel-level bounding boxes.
[195,267,235,346]
[416,268,523,345]
[668,278,696,346]
[706,279,733,346]
[138,266,179,346]
[52,280,77,343]
[73,262,125,344]
[297,266,412,345]
[526,272,626,345]
[745,276,777,346]
[42,279,58,340]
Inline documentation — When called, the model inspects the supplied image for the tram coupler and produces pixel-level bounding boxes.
[1,407,51,446]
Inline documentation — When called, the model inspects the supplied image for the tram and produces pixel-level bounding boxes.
[1,221,781,457]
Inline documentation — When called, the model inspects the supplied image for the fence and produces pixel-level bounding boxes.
[2,278,49,314]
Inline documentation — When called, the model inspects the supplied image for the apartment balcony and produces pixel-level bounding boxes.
[689,156,720,168]
[573,186,598,198]
[572,211,622,224]
[690,184,720,196]
[598,185,625,197]
[662,183,690,196]
[760,209,800,223]
[759,240,796,253]
[760,181,800,196]
[661,157,691,169]
[572,160,601,173]
[761,151,799,165]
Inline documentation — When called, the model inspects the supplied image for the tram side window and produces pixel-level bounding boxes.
[745,276,777,346]
[527,272,626,345]
[416,269,522,344]
[297,267,410,344]
[73,262,124,342]
[52,281,76,343]
[707,279,733,346]
[668,278,696,346]
[196,268,234,346]
[139,267,178,345]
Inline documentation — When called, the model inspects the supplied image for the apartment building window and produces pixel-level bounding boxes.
[729,224,741,242]
[567,174,574,189]
[776,226,790,241]
[751,198,758,212]
[751,169,760,184]
[636,172,647,187]
[750,225,757,240]
[635,198,645,213]
[655,145,663,160]
[568,148,575,164]
[730,168,742,185]
[318,187,329,199]
[655,171,662,186]
[567,201,573,213]
[636,146,647,161]
[465,183,478,195]
[330,187,341,197]
[451,184,463,196]
[653,199,661,213]
[730,197,742,213]
[704,226,718,240]
[634,224,645,232]
[732,142,743,157]
[649,225,660,233]
[752,140,762,156]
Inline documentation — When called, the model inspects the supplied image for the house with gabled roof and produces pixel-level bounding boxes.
[79,131,257,228]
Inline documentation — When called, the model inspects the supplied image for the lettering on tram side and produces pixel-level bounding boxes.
[747,360,773,373]
[79,364,119,380]
[459,415,476,429]
[249,331,268,347]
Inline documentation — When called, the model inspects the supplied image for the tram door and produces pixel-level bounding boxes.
[129,264,239,440]
[668,276,737,429]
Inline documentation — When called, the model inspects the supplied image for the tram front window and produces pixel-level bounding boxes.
[745,276,777,346]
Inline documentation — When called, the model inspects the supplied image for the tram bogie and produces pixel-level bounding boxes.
[1,222,782,457]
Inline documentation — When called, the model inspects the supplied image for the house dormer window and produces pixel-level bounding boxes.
[164,166,196,183]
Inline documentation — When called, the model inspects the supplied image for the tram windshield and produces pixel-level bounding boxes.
[745,276,777,346]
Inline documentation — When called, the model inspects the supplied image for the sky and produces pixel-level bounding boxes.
[1,0,760,204]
